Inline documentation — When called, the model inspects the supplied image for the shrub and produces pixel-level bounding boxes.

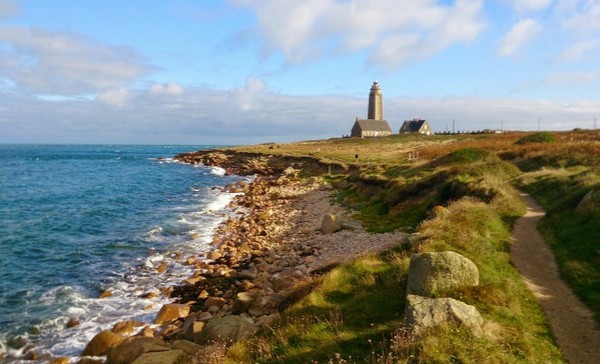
[516,132,556,145]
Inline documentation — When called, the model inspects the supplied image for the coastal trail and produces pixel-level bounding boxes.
[510,192,600,364]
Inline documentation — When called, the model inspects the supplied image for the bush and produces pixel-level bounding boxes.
[516,132,556,145]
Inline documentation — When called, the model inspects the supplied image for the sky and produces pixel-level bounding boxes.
[1,0,599,144]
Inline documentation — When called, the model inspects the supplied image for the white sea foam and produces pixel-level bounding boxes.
[210,166,226,176]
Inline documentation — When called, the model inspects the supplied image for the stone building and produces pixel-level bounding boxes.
[399,118,433,135]
[351,81,392,138]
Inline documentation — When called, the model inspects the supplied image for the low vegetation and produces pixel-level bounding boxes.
[206,130,600,363]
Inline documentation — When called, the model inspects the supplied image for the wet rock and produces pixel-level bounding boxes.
[77,358,105,364]
[130,349,191,364]
[49,357,70,364]
[66,317,80,328]
[112,320,145,335]
[156,262,168,274]
[196,315,257,346]
[99,290,113,299]
[407,251,479,297]
[207,251,222,260]
[204,296,226,310]
[82,330,126,356]
[404,294,483,337]
[153,304,190,325]
[106,337,169,364]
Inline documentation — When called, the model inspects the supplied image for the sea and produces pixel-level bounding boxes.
[0,144,247,363]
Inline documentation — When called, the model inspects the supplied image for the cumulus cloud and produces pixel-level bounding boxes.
[96,88,134,107]
[231,0,486,68]
[0,26,153,95]
[559,38,600,61]
[497,18,542,56]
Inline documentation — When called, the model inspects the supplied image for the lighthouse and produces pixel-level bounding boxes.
[350,81,392,138]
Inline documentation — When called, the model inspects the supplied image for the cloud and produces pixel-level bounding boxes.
[497,18,542,56]
[96,89,134,108]
[505,0,552,12]
[559,38,600,61]
[0,26,153,95]
[562,0,600,33]
[0,0,19,19]
[231,0,486,68]
[149,82,185,96]
[542,71,597,86]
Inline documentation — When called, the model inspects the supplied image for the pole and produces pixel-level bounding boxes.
[538,117,541,131]
[595,118,597,130]
[452,119,455,134]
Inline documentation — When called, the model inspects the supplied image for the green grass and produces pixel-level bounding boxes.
[515,132,556,145]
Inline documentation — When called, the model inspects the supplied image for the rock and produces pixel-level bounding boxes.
[321,214,342,234]
[207,251,222,260]
[183,320,206,342]
[106,337,169,364]
[407,251,479,297]
[196,315,257,346]
[82,330,126,356]
[77,358,105,364]
[112,320,145,335]
[341,220,362,230]
[130,349,192,364]
[404,294,484,337]
[99,290,113,298]
[156,262,168,274]
[49,357,70,364]
[204,296,226,309]
[153,304,190,325]
[171,340,203,356]
[66,317,80,328]
[231,292,257,314]
[576,190,600,212]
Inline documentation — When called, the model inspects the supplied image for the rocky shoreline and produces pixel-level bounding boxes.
[45,150,406,364]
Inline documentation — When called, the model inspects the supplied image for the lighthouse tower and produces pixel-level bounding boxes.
[350,81,392,138]
[367,81,383,120]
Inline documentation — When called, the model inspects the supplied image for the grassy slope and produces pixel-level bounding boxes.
[222,131,599,363]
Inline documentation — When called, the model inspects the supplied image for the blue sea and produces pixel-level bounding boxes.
[0,145,246,362]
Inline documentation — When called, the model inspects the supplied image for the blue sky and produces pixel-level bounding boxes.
[1,0,599,144]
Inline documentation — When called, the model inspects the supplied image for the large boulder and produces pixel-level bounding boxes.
[153,304,190,325]
[576,190,600,212]
[321,214,342,234]
[196,315,257,346]
[130,350,191,364]
[82,330,126,356]
[407,251,479,297]
[404,294,483,337]
[106,337,169,364]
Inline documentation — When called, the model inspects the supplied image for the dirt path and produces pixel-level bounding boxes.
[511,192,600,364]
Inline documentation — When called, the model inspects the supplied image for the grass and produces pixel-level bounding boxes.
[195,130,600,363]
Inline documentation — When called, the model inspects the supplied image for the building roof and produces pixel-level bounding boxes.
[401,119,428,131]
[354,119,392,132]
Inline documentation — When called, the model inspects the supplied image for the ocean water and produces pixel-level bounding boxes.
[0,145,245,362]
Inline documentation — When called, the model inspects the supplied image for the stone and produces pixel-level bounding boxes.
[106,337,169,364]
[231,292,257,314]
[207,251,222,260]
[77,358,105,364]
[153,304,190,325]
[99,290,113,298]
[171,340,203,356]
[183,320,206,342]
[407,251,479,297]
[196,315,257,346]
[204,296,226,309]
[49,357,70,364]
[130,350,192,364]
[66,317,80,328]
[404,294,484,337]
[321,214,342,234]
[82,330,125,356]
[112,320,145,335]
[576,190,600,212]
[156,262,168,274]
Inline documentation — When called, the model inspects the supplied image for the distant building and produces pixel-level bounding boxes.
[351,81,392,138]
[399,118,433,135]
